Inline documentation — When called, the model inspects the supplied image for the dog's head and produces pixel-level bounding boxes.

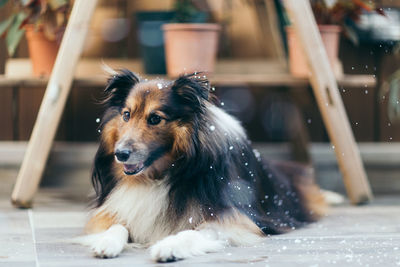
[99,70,211,178]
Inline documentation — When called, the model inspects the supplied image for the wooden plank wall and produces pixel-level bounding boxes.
[1,87,103,142]
[0,88,14,140]
[17,87,45,140]
[339,38,400,142]
[0,80,393,143]
[68,86,104,141]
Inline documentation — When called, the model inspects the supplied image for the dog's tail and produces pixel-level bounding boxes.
[271,160,328,221]
[249,159,328,234]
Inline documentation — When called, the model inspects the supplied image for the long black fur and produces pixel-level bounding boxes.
[92,70,316,233]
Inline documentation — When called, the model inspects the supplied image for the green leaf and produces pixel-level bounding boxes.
[0,0,9,8]
[0,14,14,37]
[342,24,359,46]
[6,12,27,56]
[6,29,24,56]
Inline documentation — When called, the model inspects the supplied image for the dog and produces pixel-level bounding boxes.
[82,69,326,262]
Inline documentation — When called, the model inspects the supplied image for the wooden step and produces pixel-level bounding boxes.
[1,59,376,88]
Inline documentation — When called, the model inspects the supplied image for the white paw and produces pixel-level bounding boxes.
[321,189,345,205]
[150,230,225,262]
[150,238,181,263]
[91,236,125,258]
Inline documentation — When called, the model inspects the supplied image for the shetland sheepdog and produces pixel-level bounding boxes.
[82,69,326,262]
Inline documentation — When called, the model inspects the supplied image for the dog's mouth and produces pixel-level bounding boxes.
[123,162,145,175]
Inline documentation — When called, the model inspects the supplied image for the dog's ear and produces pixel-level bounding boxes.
[103,69,140,108]
[171,73,210,112]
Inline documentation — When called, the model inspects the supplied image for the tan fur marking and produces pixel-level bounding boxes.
[297,182,328,219]
[125,80,167,119]
[196,209,264,246]
[172,125,191,155]
[219,209,263,236]
[102,117,120,154]
[85,212,117,234]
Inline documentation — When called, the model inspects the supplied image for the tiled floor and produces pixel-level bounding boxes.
[1,167,400,266]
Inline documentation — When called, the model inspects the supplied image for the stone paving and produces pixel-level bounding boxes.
[1,166,400,266]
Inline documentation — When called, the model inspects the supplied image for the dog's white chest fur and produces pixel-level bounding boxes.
[96,182,172,245]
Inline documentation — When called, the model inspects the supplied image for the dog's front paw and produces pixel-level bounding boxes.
[150,230,225,262]
[150,237,184,262]
[91,236,125,258]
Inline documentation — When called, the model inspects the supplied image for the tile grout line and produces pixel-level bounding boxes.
[28,209,40,267]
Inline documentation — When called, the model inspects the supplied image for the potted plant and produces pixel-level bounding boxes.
[286,0,381,78]
[162,0,220,77]
[0,0,69,77]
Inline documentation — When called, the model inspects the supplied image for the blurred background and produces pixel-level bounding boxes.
[1,0,400,198]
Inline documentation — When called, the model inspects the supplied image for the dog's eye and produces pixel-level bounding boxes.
[122,111,130,122]
[148,114,162,125]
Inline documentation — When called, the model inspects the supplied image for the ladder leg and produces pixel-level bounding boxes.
[11,0,98,208]
[283,0,373,204]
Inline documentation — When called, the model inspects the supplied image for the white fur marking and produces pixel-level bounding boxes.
[202,223,264,246]
[321,190,345,205]
[72,224,128,258]
[150,218,264,262]
[208,105,245,138]
[150,229,226,262]
[95,182,171,245]
[92,224,128,258]
[101,62,118,76]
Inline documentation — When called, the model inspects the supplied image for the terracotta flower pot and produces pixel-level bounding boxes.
[318,25,341,64]
[286,25,341,78]
[162,23,220,77]
[25,25,60,77]
[286,26,309,78]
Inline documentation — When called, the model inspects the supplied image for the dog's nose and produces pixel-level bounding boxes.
[115,149,131,162]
